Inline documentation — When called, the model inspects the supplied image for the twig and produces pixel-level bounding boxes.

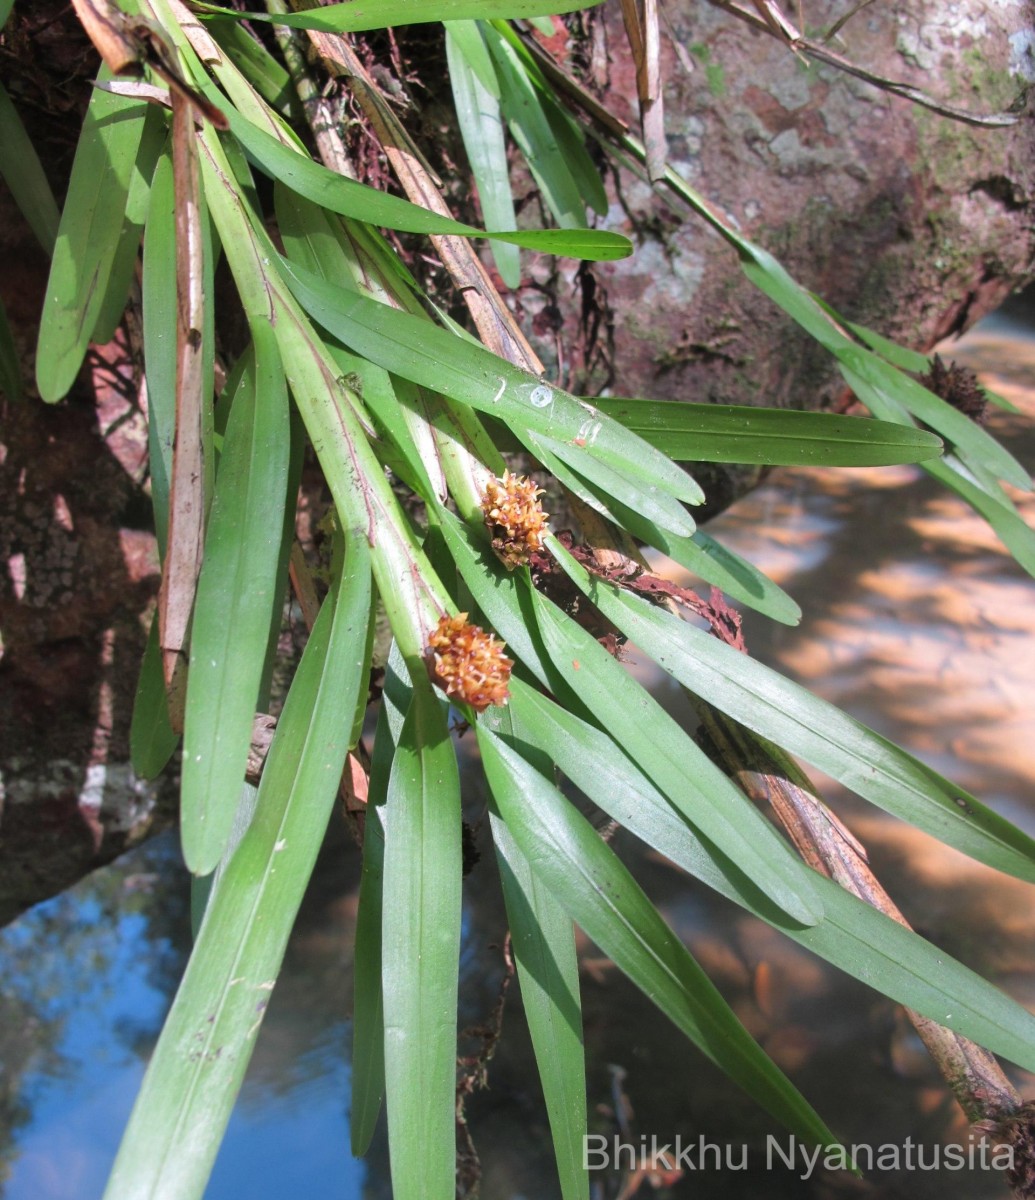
[694,703,1023,1125]
[710,0,1021,127]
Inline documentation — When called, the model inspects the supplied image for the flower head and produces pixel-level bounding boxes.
[427,613,512,712]
[481,470,549,569]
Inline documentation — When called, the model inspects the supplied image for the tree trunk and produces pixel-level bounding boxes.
[1,0,1033,921]
[513,0,1035,510]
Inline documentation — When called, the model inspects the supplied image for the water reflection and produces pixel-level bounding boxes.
[1,316,1034,1199]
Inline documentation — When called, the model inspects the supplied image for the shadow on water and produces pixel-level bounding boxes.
[1,316,1034,1199]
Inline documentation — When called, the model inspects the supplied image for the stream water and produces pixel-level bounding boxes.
[1,314,1033,1200]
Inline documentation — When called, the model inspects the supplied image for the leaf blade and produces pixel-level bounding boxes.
[105,538,374,1200]
[505,679,1035,1072]
[594,398,944,466]
[548,538,1035,882]
[381,679,463,1200]
[478,724,840,1151]
[181,325,291,875]
[36,77,148,402]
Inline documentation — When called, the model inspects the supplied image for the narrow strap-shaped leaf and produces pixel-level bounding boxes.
[548,538,1035,882]
[483,23,587,229]
[490,810,589,1200]
[381,678,463,1200]
[729,240,1028,491]
[130,613,180,779]
[351,647,411,1156]
[504,678,1035,1072]
[104,537,374,1200]
[195,0,605,32]
[490,19,608,215]
[477,724,841,1151]
[532,429,697,537]
[181,323,291,875]
[839,351,1030,492]
[668,528,802,625]
[0,80,61,254]
[198,124,449,661]
[528,426,800,622]
[542,94,609,217]
[142,150,177,556]
[36,75,148,402]
[528,582,824,925]
[446,24,521,287]
[92,104,167,345]
[327,347,440,501]
[923,453,1035,577]
[594,397,944,466]
[208,16,295,114]
[222,98,626,258]
[846,318,1016,414]
[844,320,931,373]
[444,19,501,98]
[279,256,702,507]
[636,161,1030,507]
[653,170,1029,495]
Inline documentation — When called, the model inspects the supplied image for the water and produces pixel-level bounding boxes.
[2,316,1034,1199]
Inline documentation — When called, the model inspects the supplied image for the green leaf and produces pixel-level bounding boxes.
[483,23,587,228]
[505,679,1035,1072]
[490,20,607,216]
[224,102,627,259]
[142,151,177,556]
[488,705,587,1200]
[325,345,441,502]
[548,537,1035,883]
[180,325,291,875]
[351,653,411,1156]
[92,105,166,345]
[477,725,841,1151]
[541,93,608,217]
[0,0,13,32]
[381,678,462,1200]
[675,529,802,625]
[446,25,521,287]
[209,17,296,115]
[532,429,697,537]
[195,0,604,32]
[845,320,931,373]
[839,350,1030,493]
[594,398,944,466]
[0,80,61,254]
[490,809,589,1200]
[279,257,701,508]
[444,19,501,98]
[923,454,1035,577]
[36,76,148,402]
[528,581,824,925]
[198,122,450,661]
[130,614,180,779]
[105,537,374,1200]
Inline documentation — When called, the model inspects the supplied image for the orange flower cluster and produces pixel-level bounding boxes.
[427,613,513,712]
[481,470,549,569]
